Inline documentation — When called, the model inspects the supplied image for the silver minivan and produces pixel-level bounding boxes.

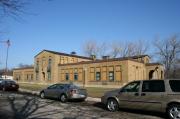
[101,80,180,119]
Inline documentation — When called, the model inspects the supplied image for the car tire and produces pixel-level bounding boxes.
[106,98,119,112]
[167,104,180,119]
[60,94,67,103]
[40,92,45,99]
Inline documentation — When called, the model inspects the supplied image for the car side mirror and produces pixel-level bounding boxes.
[119,89,124,93]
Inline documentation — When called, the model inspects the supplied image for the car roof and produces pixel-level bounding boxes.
[131,79,180,83]
[2,79,15,82]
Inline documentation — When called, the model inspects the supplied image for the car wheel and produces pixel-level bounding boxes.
[107,98,119,112]
[60,94,67,103]
[40,92,45,99]
[167,104,180,119]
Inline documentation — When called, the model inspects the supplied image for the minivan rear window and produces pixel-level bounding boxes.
[169,80,180,92]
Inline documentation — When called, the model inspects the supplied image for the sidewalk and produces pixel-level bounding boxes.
[19,88,101,102]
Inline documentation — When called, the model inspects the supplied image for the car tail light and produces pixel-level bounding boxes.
[70,89,77,95]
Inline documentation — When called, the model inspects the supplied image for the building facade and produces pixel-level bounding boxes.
[13,50,164,88]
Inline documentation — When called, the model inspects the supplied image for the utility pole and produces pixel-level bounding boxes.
[0,40,10,79]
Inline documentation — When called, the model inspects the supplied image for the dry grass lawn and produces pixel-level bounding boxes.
[19,83,117,98]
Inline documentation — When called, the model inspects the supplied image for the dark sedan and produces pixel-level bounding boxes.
[40,83,87,102]
[0,80,19,91]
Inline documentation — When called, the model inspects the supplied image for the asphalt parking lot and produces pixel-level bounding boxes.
[0,91,166,119]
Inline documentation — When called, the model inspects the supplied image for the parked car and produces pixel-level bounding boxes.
[0,78,3,85]
[0,79,19,91]
[40,83,87,102]
[101,79,180,119]
[0,78,3,82]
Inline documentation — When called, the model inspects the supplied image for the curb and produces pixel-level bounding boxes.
[19,88,101,102]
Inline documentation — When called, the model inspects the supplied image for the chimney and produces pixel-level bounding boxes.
[102,56,110,60]
[71,51,76,55]
[91,55,96,60]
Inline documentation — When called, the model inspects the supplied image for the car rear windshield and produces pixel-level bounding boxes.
[169,80,180,92]
[67,84,80,89]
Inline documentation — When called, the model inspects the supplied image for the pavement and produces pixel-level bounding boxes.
[0,91,165,119]
[19,88,101,102]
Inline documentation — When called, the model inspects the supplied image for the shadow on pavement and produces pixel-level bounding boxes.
[0,91,58,119]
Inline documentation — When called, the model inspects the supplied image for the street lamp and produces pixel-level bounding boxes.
[0,40,10,79]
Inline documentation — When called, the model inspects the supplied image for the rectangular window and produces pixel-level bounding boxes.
[142,80,165,92]
[36,73,39,80]
[65,73,69,81]
[96,72,101,81]
[47,58,52,72]
[169,80,180,92]
[48,72,51,80]
[31,74,33,80]
[121,81,140,92]
[36,60,39,72]
[74,73,78,81]
[109,71,114,81]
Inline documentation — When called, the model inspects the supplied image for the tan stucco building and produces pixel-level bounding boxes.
[13,50,164,88]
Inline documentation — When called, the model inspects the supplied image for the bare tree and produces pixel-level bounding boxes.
[109,41,122,58]
[134,39,149,56]
[18,63,33,68]
[121,40,149,57]
[121,42,136,57]
[98,42,109,58]
[0,0,27,19]
[154,35,180,78]
[83,40,99,57]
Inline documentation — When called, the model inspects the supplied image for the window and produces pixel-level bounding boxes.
[36,73,39,80]
[42,57,46,68]
[74,73,78,81]
[142,80,165,92]
[35,60,39,80]
[48,84,57,89]
[121,81,140,92]
[31,74,33,80]
[65,73,69,81]
[96,72,101,81]
[47,58,52,72]
[57,84,64,89]
[169,80,180,92]
[36,61,39,72]
[109,71,114,81]
[47,72,51,80]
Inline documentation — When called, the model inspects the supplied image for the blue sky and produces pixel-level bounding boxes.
[0,0,180,68]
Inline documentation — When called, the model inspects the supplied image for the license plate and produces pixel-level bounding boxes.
[79,95,85,98]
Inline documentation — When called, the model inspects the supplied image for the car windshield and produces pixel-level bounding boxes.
[6,81,16,84]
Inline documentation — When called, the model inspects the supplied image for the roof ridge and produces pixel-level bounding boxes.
[35,49,93,60]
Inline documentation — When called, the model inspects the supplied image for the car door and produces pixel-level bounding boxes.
[138,80,165,112]
[118,81,142,110]
[52,84,65,99]
[44,84,58,98]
